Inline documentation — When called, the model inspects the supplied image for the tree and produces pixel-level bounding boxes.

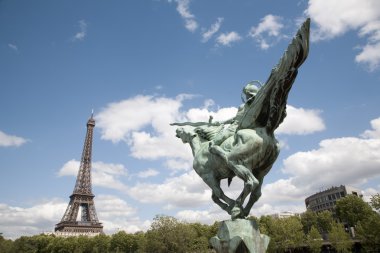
[110,231,138,253]
[336,195,374,227]
[0,234,13,253]
[46,236,77,253]
[92,234,111,253]
[370,193,380,211]
[134,231,147,253]
[301,210,318,234]
[306,225,323,253]
[258,215,277,252]
[316,210,333,235]
[144,215,200,253]
[208,221,219,237]
[75,235,95,253]
[328,222,353,253]
[356,213,380,252]
[12,236,38,253]
[279,216,305,252]
[29,234,54,253]
[259,216,305,253]
[188,222,214,252]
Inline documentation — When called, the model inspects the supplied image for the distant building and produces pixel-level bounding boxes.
[305,185,363,213]
[270,211,300,219]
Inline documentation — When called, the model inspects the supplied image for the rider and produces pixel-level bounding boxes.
[208,81,260,149]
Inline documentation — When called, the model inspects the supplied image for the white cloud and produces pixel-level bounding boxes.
[0,195,148,239]
[175,0,193,19]
[8,43,18,51]
[95,94,195,161]
[283,137,380,189]
[170,0,198,32]
[96,95,184,142]
[362,186,380,202]
[102,218,151,235]
[250,203,306,218]
[165,158,192,173]
[256,116,380,210]
[260,179,305,204]
[355,42,380,71]
[362,117,380,138]
[58,159,79,176]
[305,0,380,70]
[276,105,325,135]
[95,195,136,219]
[305,0,379,40]
[248,14,285,50]
[72,20,87,41]
[186,106,237,123]
[130,130,191,160]
[202,17,223,42]
[176,202,306,222]
[137,168,159,178]
[128,170,210,208]
[0,199,67,239]
[58,160,129,191]
[0,130,28,147]
[176,208,229,224]
[216,31,242,47]
[95,195,150,234]
[185,19,198,32]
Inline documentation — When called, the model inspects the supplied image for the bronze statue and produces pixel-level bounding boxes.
[172,19,310,221]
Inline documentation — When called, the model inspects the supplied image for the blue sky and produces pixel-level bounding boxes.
[1,0,380,239]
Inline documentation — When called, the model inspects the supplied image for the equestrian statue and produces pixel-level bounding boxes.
[171,18,310,221]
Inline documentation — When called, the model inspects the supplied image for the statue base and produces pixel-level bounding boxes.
[210,219,270,253]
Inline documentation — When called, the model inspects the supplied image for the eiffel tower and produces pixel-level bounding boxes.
[55,113,103,235]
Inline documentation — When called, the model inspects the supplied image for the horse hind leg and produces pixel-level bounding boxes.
[242,181,262,217]
[228,162,259,219]
[209,144,260,218]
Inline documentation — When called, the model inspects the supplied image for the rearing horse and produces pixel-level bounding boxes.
[175,126,280,219]
[173,19,310,219]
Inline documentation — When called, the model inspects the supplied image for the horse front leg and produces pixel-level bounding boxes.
[204,177,235,214]
[211,191,235,215]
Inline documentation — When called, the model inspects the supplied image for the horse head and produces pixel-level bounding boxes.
[175,127,196,144]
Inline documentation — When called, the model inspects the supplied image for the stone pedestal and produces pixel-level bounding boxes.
[210,219,270,253]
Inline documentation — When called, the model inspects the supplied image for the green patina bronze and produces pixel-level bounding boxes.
[172,18,310,252]
[210,219,270,253]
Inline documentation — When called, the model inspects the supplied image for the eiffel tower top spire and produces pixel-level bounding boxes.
[72,113,95,196]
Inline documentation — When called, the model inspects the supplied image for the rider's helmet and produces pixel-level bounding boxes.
[241,80,262,102]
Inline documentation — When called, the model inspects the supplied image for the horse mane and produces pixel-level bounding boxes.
[195,125,224,141]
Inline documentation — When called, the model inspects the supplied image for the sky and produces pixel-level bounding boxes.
[1,0,380,239]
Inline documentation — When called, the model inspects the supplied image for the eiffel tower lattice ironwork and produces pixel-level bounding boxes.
[55,114,103,235]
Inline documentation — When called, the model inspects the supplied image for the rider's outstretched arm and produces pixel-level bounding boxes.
[170,121,221,127]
